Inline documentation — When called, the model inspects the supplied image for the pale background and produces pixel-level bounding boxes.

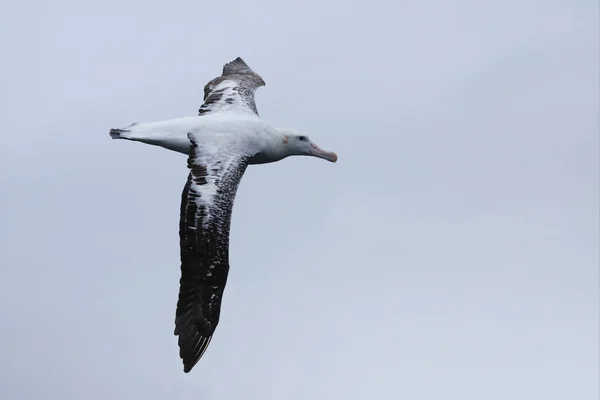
[1,1,598,399]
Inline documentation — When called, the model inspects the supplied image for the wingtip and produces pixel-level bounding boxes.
[222,57,253,75]
[231,56,247,66]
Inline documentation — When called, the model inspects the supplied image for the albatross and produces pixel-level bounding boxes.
[109,57,337,373]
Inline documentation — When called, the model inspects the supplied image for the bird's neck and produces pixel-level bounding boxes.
[247,130,290,165]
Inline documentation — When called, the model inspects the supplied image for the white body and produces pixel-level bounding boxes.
[114,112,288,163]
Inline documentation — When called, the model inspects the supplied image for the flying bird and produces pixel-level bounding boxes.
[109,57,337,373]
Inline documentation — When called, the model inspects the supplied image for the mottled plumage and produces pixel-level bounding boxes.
[175,134,251,373]
[198,57,266,116]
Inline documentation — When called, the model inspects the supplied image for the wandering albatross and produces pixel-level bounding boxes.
[109,57,337,373]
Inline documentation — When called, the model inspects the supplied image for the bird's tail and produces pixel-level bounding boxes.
[109,122,139,140]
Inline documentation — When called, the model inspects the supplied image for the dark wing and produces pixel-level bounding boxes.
[174,133,250,373]
[198,57,266,117]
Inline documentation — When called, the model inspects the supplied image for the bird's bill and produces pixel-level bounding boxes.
[309,143,338,163]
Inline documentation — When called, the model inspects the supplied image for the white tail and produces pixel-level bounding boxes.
[108,118,193,155]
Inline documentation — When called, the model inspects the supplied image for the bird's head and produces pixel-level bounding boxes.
[280,130,338,163]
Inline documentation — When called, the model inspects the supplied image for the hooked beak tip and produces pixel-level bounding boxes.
[310,144,338,163]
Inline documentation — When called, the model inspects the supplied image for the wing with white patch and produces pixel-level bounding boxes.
[174,133,250,373]
[198,57,266,117]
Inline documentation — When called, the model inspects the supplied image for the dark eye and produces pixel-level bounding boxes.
[298,136,306,141]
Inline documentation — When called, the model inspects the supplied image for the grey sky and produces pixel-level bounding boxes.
[1,0,598,399]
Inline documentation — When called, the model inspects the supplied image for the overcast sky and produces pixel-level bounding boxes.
[1,0,598,399]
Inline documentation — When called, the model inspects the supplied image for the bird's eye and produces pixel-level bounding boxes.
[298,136,306,141]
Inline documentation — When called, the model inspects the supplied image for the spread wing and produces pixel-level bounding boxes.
[174,132,250,373]
[198,57,266,117]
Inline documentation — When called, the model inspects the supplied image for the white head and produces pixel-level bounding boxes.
[279,130,338,163]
